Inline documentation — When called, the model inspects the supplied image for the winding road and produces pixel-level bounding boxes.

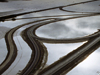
[0,0,100,75]
[22,14,100,75]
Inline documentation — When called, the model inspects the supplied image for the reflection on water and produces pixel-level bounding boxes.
[43,42,85,65]
[0,38,7,64]
[64,0,100,13]
[36,16,100,39]
[67,48,100,75]
[0,0,100,75]
[35,10,100,75]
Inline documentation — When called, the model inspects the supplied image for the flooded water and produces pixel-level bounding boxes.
[0,0,100,75]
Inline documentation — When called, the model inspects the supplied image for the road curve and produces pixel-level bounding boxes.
[0,19,53,74]
[27,13,100,43]
[22,13,100,75]
[0,28,17,74]
[1,1,100,74]
[59,0,100,13]
[1,13,100,75]
[38,34,100,75]
[20,29,46,75]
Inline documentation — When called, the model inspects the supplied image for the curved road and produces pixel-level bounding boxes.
[27,13,100,43]
[38,34,100,75]
[1,13,100,75]
[22,13,100,75]
[1,0,100,74]
[0,27,17,74]
[1,19,53,74]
